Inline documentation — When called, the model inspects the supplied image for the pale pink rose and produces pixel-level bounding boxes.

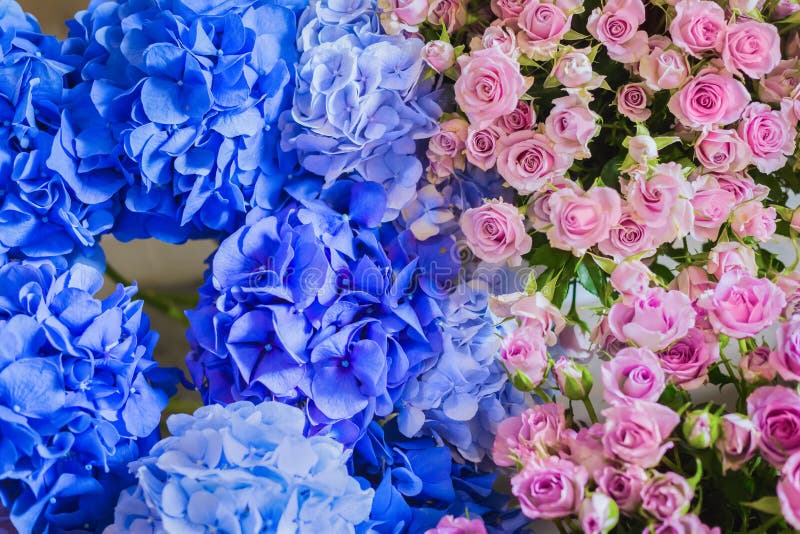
[738,102,797,173]
[510,292,566,345]
[617,83,651,121]
[729,0,764,12]
[425,515,487,534]
[422,40,455,73]
[519,403,568,454]
[455,48,527,129]
[471,23,518,59]
[602,347,666,405]
[717,413,759,472]
[496,131,570,194]
[778,452,800,531]
[694,128,751,172]
[748,386,800,467]
[544,95,599,159]
[391,0,429,26]
[553,50,595,87]
[713,171,768,203]
[608,288,696,351]
[465,127,500,170]
[492,416,525,466]
[426,118,468,178]
[611,261,653,304]
[697,270,786,338]
[511,456,588,519]
[669,0,727,57]
[591,315,629,354]
[460,199,532,265]
[648,515,721,534]
[669,266,712,300]
[579,493,619,534]
[527,177,582,230]
[730,200,777,242]
[587,0,649,63]
[772,315,800,382]
[500,325,549,385]
[641,472,694,520]
[668,70,750,129]
[427,0,467,32]
[739,346,777,382]
[595,465,648,513]
[602,401,680,468]
[489,291,526,318]
[598,209,656,261]
[787,30,800,58]
[490,0,526,20]
[639,44,690,91]
[627,162,693,230]
[758,59,800,103]
[547,186,622,256]
[628,135,658,164]
[691,176,737,241]
[722,20,781,79]
[517,0,572,59]
[561,424,606,478]
[495,100,537,134]
[707,241,758,278]
[778,270,800,318]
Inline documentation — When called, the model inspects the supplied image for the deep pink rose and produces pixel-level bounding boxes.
[595,465,648,513]
[639,44,690,90]
[716,413,759,472]
[778,452,800,531]
[495,100,536,134]
[425,515,488,534]
[722,20,781,79]
[579,493,619,534]
[610,261,653,304]
[598,209,656,261]
[496,131,570,194]
[460,200,532,265]
[587,0,648,62]
[602,401,680,467]
[455,48,527,129]
[707,240,758,278]
[500,325,549,385]
[422,40,455,73]
[697,270,785,338]
[739,346,777,382]
[772,315,800,382]
[669,266,712,300]
[511,456,589,519]
[617,83,651,121]
[427,0,467,32]
[694,128,751,172]
[608,287,696,351]
[553,50,595,87]
[545,95,599,159]
[738,102,797,173]
[748,386,800,467]
[691,176,737,242]
[602,347,666,405]
[668,70,750,129]
[641,472,694,520]
[758,59,800,103]
[730,200,777,242]
[656,328,718,390]
[547,186,622,256]
[510,292,566,345]
[517,0,571,59]
[465,127,500,170]
[669,0,726,57]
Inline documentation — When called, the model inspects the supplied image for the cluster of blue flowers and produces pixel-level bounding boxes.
[0,259,174,533]
[105,401,373,533]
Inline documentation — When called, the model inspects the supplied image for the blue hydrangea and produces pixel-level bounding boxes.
[105,401,373,534]
[63,0,307,243]
[280,0,440,221]
[0,3,117,262]
[0,259,175,533]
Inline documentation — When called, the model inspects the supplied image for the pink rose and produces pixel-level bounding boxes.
[490,0,526,20]
[489,291,526,318]
[707,241,758,278]
[758,59,800,103]
[492,416,525,466]
[422,40,455,73]
[649,515,721,534]
[639,44,690,91]
[427,0,467,32]
[495,100,537,134]
[455,48,527,129]
[669,266,712,300]
[528,177,582,230]
[579,493,619,534]
[772,315,800,382]
[511,456,588,519]
[713,171,768,203]
[694,128,751,172]
[496,131,570,194]
[553,50,594,87]
[465,127,500,170]
[547,186,622,256]
[608,287,696,351]
[778,452,800,531]
[738,102,797,173]
[628,135,659,164]
[627,162,693,232]
[510,292,566,345]
[668,71,750,129]
[598,209,656,261]
[669,0,726,57]
[779,271,800,318]
[587,0,648,63]
[561,424,605,478]
[739,346,777,382]
[716,413,759,472]
[471,23,518,59]
[426,118,468,178]
[793,207,800,233]
[656,328,718,390]
[602,401,680,468]
[748,386,800,467]
[544,95,599,159]
[730,200,777,242]
[500,325,549,385]
[518,403,567,453]
[774,0,800,18]
[617,83,651,121]
[553,357,592,400]
[610,261,652,304]
[517,0,571,60]
[425,515,487,534]
[460,200,532,266]
[602,347,666,405]
[641,472,694,520]
[691,176,737,241]
[722,20,781,79]
[391,0,429,26]
[595,465,648,513]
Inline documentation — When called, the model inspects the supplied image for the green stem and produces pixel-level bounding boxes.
[554,520,569,534]
[534,386,555,403]
[105,263,193,327]
[582,397,599,424]
[752,514,782,533]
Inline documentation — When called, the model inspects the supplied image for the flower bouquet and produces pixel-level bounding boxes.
[1,0,800,531]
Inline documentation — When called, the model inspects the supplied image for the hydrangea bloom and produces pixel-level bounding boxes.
[63,0,307,242]
[104,401,373,533]
[0,260,174,533]
[280,0,440,220]
[0,4,116,262]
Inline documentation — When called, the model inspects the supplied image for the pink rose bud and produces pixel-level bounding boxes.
[511,456,589,519]
[610,261,653,304]
[553,357,594,400]
[656,328,718,390]
[547,186,622,256]
[774,0,800,18]
[772,315,800,382]
[669,266,712,300]
[740,346,777,382]
[427,0,467,32]
[628,135,658,164]
[545,95,599,159]
[707,241,758,278]
[730,0,764,11]
[682,409,720,449]
[602,347,666,405]
[748,386,800,467]
[595,465,648,513]
[579,493,619,534]
[608,287,696,351]
[716,413,759,472]
[668,70,750,130]
[639,44,689,91]
[694,128,751,172]
[617,83,651,122]
[730,200,777,242]
[778,452,800,531]
[738,102,797,174]
[722,20,781,79]
[669,0,726,57]
[460,199,532,266]
[641,472,694,521]
[465,127,500,170]
[517,0,572,60]
[422,40,455,73]
[501,325,549,387]
[553,50,595,87]
[602,401,680,468]
[425,515,488,534]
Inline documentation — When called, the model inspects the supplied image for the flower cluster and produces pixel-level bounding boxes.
[104,401,373,533]
[0,260,174,533]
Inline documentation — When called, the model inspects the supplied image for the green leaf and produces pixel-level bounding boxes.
[539,272,560,301]
[708,364,735,388]
[563,29,588,40]
[525,271,538,294]
[654,136,681,150]
[588,252,618,275]
[743,496,782,515]
[657,384,685,411]
[439,23,450,43]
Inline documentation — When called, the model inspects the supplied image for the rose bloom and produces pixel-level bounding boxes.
[608,287,696,351]
[454,47,527,129]
[628,134,658,164]
[579,493,619,534]
[426,118,468,178]
[717,413,759,473]
[617,83,651,121]
[740,346,777,382]
[730,200,777,242]
[496,131,570,194]
[595,465,648,513]
[546,186,622,256]
[722,20,781,79]
[495,99,536,133]
[517,0,571,60]
[694,128,751,172]
[492,416,525,466]
[427,0,467,32]
[690,176,737,242]
[649,515,721,534]
[610,261,652,304]
[460,199,532,266]
[713,170,768,203]
[518,403,567,453]
[669,266,712,300]
[510,292,566,345]
[544,95,599,159]
[602,401,680,468]
[553,50,595,87]
[602,347,666,405]
[627,162,692,231]
[390,0,429,26]
[500,325,549,385]
[641,472,694,520]
[527,177,582,230]
[778,452,800,531]
[668,70,750,129]
[639,43,690,90]
[706,240,758,278]
[422,40,455,73]
[465,127,500,170]
[511,456,589,519]
[656,328,718,389]
[748,386,800,467]
[587,0,648,63]
[738,102,797,173]
[698,270,785,338]
[778,270,800,318]
[471,23,518,59]
[793,207,800,233]
[598,209,656,261]
[669,0,726,56]
[561,424,605,478]
[758,59,800,103]
[491,0,526,20]
[772,315,800,382]
[425,515,487,534]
